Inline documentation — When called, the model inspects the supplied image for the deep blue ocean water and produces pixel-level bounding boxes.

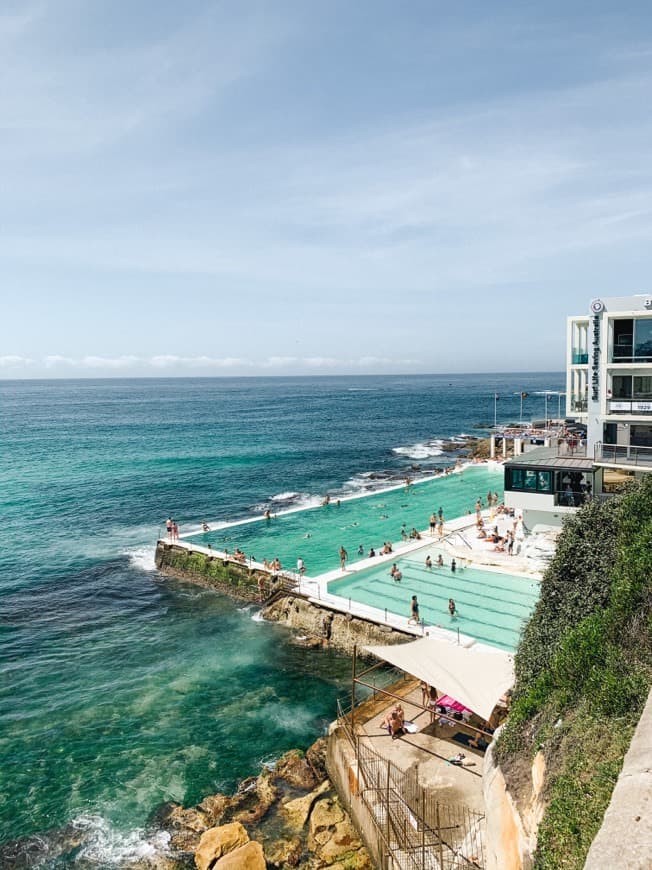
[0,373,562,865]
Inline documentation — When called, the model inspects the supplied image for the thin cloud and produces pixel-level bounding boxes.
[0,354,33,366]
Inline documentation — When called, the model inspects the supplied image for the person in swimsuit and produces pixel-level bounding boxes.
[448,598,457,617]
[425,555,432,569]
[408,595,419,624]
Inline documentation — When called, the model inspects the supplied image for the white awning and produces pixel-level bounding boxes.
[362,636,514,721]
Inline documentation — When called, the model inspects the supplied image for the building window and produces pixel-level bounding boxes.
[507,467,553,493]
[612,375,632,399]
[633,376,652,401]
[612,318,652,362]
[634,319,652,361]
[537,471,552,492]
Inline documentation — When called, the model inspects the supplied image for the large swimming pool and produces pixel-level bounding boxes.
[185,466,503,576]
[328,550,539,651]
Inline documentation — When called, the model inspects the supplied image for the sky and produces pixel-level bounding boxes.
[2,0,652,378]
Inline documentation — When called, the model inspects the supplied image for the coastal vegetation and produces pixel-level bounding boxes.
[496,476,652,869]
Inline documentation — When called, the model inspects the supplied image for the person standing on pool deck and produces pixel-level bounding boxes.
[408,595,419,624]
[448,598,457,617]
[429,513,436,536]
[340,546,348,571]
[437,506,444,522]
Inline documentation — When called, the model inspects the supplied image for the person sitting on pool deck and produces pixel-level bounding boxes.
[379,703,404,732]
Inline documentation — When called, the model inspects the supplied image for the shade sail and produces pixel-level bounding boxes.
[362,636,514,721]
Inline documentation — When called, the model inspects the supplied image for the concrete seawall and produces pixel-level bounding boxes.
[155,540,411,652]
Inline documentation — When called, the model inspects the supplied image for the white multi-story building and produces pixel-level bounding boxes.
[504,294,652,529]
[567,294,652,470]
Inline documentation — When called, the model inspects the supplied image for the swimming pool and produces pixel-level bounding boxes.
[328,550,539,651]
[185,466,503,576]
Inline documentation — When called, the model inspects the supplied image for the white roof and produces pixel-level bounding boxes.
[362,636,515,721]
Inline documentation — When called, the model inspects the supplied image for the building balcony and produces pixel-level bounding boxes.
[571,351,589,365]
[570,398,588,413]
[607,400,652,415]
[594,443,652,468]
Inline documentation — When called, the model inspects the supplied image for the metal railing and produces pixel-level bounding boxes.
[556,438,588,457]
[594,443,652,466]
[355,739,486,869]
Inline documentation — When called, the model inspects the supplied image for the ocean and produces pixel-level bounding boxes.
[0,373,562,865]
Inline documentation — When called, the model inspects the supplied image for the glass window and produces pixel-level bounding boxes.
[524,470,537,490]
[634,319,652,360]
[613,319,633,359]
[612,375,632,399]
[633,376,652,401]
[537,471,552,492]
[509,468,524,490]
[631,425,652,447]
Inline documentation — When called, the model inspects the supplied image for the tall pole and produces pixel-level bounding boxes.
[544,392,549,428]
[351,644,357,734]
[493,393,497,428]
[519,392,523,425]
[558,392,562,420]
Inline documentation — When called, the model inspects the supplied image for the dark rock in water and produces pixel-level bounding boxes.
[271,748,320,792]
[0,823,86,868]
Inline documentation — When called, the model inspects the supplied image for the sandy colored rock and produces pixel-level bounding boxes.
[196,793,232,825]
[264,835,303,867]
[273,749,319,790]
[307,796,362,864]
[194,822,249,870]
[256,770,280,805]
[305,737,328,782]
[282,780,331,830]
[213,840,265,869]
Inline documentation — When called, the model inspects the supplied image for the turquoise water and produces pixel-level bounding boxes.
[188,466,503,576]
[328,551,539,651]
[0,374,560,864]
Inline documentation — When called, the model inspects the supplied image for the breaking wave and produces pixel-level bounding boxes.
[392,440,445,460]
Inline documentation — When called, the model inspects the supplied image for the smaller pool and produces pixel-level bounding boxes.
[327,549,539,652]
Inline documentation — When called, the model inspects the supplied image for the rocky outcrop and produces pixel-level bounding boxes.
[262,594,410,653]
[307,796,372,868]
[195,822,250,870]
[154,741,371,869]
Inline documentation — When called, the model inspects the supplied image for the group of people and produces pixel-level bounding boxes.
[425,553,455,570]
[428,507,446,538]
[477,522,517,554]
[379,703,406,739]
[165,518,179,540]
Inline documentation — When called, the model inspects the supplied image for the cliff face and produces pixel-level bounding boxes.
[261,595,410,653]
[482,737,547,870]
